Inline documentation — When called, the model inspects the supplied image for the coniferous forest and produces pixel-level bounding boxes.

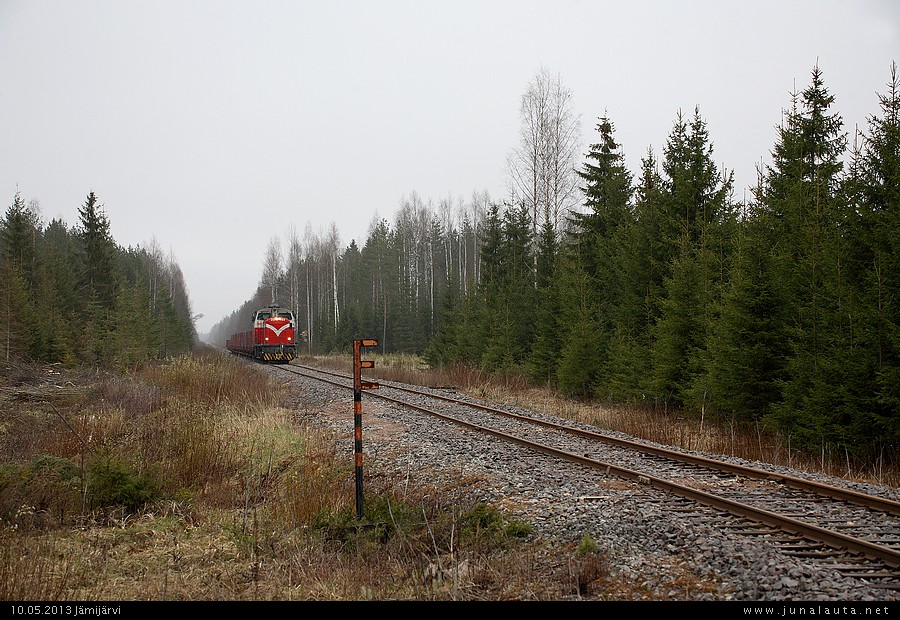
[210,63,900,463]
[0,190,197,368]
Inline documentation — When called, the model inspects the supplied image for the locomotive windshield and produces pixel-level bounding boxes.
[256,309,294,321]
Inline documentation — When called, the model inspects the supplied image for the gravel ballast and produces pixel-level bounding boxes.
[282,368,900,603]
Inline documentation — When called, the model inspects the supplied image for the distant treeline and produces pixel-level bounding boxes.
[0,190,197,368]
[209,64,899,460]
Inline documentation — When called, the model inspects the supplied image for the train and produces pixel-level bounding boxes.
[226,304,300,363]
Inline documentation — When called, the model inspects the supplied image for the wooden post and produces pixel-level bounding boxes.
[352,339,379,520]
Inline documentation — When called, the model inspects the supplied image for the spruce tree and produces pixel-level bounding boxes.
[0,262,31,361]
[424,271,462,366]
[1,193,45,360]
[361,218,396,354]
[651,234,704,408]
[527,219,562,383]
[557,116,634,396]
[847,62,900,452]
[479,204,534,373]
[76,191,119,314]
[703,208,791,424]
[1,191,41,280]
[765,65,850,450]
[651,108,733,408]
[555,252,604,397]
[73,192,120,364]
[605,149,665,400]
[473,203,504,366]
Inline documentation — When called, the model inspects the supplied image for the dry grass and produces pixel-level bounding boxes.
[5,346,887,602]
[301,352,900,488]
[2,350,670,602]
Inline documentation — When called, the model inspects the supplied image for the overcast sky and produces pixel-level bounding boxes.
[1,0,897,335]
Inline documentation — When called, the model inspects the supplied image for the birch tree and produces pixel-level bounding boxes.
[262,236,283,305]
[507,67,581,235]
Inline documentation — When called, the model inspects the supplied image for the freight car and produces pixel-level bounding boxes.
[226,304,298,363]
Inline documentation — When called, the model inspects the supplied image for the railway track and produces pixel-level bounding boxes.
[272,360,900,592]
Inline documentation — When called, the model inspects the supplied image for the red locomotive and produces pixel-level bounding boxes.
[226,304,299,362]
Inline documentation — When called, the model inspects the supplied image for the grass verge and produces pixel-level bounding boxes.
[0,349,665,601]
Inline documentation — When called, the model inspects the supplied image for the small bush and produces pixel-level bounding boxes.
[459,503,532,546]
[311,494,532,558]
[311,494,416,551]
[86,456,161,514]
[577,534,599,555]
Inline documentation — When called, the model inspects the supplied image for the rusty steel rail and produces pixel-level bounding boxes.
[290,363,900,518]
[276,363,900,570]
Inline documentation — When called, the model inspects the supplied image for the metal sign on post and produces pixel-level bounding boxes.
[352,339,379,519]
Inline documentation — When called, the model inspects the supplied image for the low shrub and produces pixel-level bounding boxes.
[86,455,162,514]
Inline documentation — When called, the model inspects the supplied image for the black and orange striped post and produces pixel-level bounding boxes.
[353,338,379,519]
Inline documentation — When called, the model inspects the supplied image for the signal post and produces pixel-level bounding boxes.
[352,339,379,519]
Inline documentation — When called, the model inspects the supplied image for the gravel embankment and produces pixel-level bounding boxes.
[282,368,900,603]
